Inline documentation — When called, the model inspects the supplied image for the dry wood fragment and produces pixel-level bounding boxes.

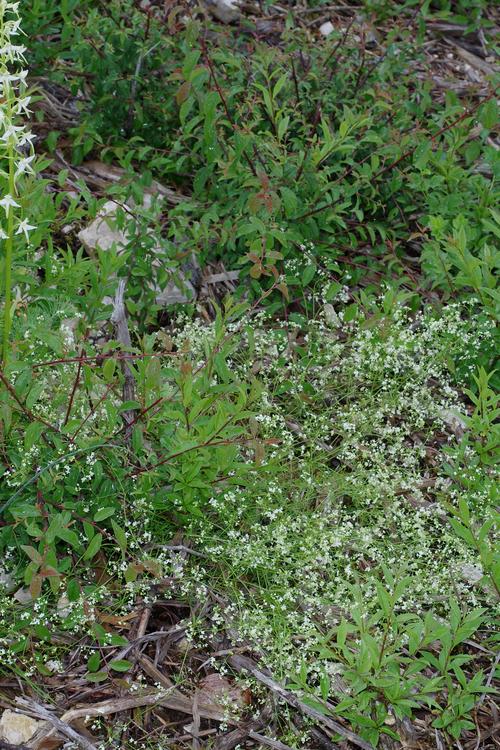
[15,698,96,750]
[204,271,240,284]
[138,656,241,723]
[248,731,295,750]
[445,39,497,76]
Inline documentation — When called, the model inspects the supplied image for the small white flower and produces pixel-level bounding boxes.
[15,218,35,240]
[0,227,7,239]
[15,154,34,177]
[0,69,26,86]
[16,95,31,114]
[0,124,23,142]
[0,194,20,214]
[18,130,35,147]
[3,18,22,36]
[0,43,26,58]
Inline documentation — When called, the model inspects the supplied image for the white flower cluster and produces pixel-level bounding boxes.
[158,303,498,687]
[0,0,35,242]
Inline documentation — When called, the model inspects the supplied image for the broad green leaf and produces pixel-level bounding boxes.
[83,533,103,560]
[109,659,133,672]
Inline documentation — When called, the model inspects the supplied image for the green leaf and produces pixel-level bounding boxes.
[344,303,358,323]
[87,652,101,672]
[91,622,108,644]
[132,425,143,454]
[302,264,316,286]
[479,99,498,130]
[83,533,102,560]
[281,187,297,216]
[56,527,81,548]
[26,381,45,411]
[86,671,108,683]
[119,400,140,412]
[57,168,69,187]
[33,624,51,641]
[214,353,231,383]
[66,578,80,602]
[449,519,475,547]
[111,520,127,554]
[24,422,45,451]
[102,357,117,382]
[109,659,133,672]
[21,545,42,564]
[108,634,129,647]
[94,507,116,522]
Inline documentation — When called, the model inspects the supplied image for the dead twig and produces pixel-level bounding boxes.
[248,731,295,750]
[15,698,97,750]
[477,652,500,706]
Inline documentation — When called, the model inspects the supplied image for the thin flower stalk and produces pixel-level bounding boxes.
[0,0,34,363]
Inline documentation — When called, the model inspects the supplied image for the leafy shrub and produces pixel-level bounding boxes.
[23,1,499,330]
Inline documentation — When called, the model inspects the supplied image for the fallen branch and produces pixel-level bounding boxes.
[15,698,96,750]
[248,731,295,750]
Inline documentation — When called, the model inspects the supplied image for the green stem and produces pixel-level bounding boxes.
[2,113,16,365]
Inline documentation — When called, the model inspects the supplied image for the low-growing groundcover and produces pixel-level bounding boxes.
[0,0,499,748]
[0,298,498,748]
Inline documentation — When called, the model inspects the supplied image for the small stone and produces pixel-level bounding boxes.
[78,199,197,306]
[174,636,192,654]
[320,21,334,37]
[45,659,64,673]
[78,200,125,254]
[197,673,251,711]
[439,409,467,438]
[13,587,32,604]
[57,594,72,618]
[205,0,241,24]
[0,709,43,745]
[460,563,483,585]
[324,303,341,327]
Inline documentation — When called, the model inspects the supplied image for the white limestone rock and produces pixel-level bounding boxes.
[0,709,43,745]
[205,0,241,24]
[78,200,196,306]
[320,21,334,37]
